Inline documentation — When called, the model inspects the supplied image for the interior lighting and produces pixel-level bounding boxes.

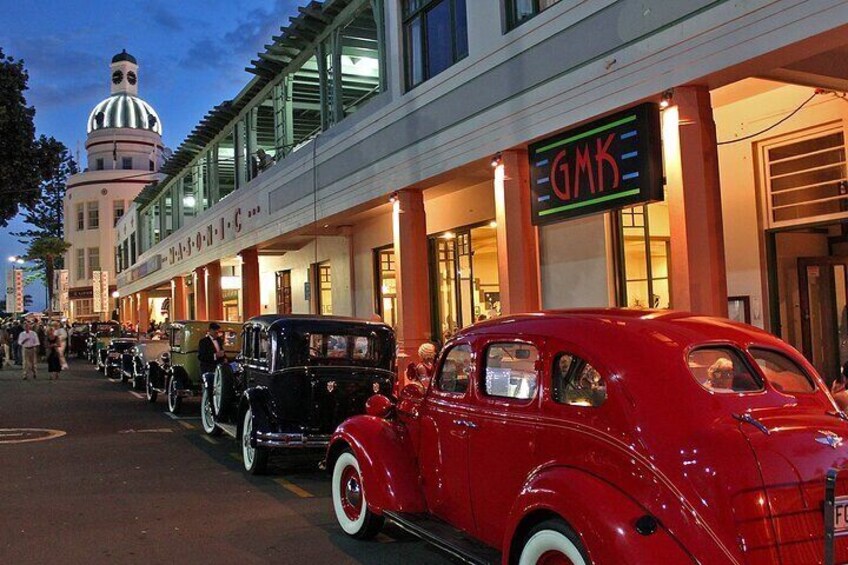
[441,231,456,240]
[221,276,241,290]
[490,152,503,168]
[489,221,497,228]
[183,195,196,208]
[111,291,120,298]
[659,89,674,110]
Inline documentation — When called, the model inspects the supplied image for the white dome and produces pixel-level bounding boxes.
[87,94,162,135]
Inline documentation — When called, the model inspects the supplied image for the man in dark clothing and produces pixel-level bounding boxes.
[198,323,226,375]
[9,322,23,365]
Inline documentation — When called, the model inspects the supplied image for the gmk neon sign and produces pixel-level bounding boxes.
[529,103,663,225]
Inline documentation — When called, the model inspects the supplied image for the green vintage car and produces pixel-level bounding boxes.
[145,320,241,414]
[87,321,122,371]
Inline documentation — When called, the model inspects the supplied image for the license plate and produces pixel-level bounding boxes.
[834,496,848,531]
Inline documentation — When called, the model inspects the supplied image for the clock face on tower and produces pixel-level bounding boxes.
[127,71,137,85]
[112,70,124,84]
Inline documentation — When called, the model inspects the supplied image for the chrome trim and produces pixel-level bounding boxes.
[254,431,331,449]
[732,412,770,436]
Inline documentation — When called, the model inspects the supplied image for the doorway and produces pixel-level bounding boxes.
[799,256,848,381]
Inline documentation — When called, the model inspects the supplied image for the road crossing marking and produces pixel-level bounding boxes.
[0,428,66,444]
[274,477,314,499]
[178,421,196,430]
[200,435,219,445]
[128,391,145,400]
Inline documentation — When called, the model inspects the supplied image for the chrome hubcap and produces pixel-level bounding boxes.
[243,412,254,466]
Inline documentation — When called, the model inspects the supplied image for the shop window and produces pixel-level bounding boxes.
[87,201,99,229]
[374,247,397,326]
[483,342,539,400]
[403,0,468,90]
[276,270,293,314]
[506,0,564,29]
[553,353,607,407]
[688,347,763,393]
[761,128,847,228]
[431,222,500,342]
[437,344,472,394]
[76,299,93,316]
[615,203,670,309]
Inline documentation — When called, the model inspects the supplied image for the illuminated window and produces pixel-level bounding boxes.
[275,270,292,314]
[553,353,606,407]
[615,202,671,309]
[403,0,468,89]
[374,247,396,326]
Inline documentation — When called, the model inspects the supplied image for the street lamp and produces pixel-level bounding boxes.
[8,256,25,264]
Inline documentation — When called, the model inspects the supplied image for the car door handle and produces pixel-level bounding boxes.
[452,419,477,429]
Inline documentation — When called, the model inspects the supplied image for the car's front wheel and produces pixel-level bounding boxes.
[332,449,383,539]
[518,519,590,565]
[146,372,158,403]
[167,377,183,414]
[241,407,268,475]
[201,386,221,436]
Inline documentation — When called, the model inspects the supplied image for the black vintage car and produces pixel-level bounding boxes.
[103,338,138,379]
[87,321,122,370]
[201,315,396,475]
[69,323,90,358]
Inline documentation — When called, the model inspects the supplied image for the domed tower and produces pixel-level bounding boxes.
[64,50,166,321]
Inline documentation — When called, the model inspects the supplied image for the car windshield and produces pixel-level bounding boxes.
[111,341,136,351]
[95,325,119,337]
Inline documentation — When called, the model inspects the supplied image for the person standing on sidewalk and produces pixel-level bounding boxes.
[18,322,40,380]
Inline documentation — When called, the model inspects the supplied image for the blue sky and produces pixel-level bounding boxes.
[1,0,301,309]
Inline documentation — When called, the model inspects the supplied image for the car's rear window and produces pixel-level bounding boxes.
[307,333,375,362]
[688,347,763,393]
[749,348,816,393]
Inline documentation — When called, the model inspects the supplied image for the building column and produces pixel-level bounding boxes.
[393,189,432,377]
[193,266,208,320]
[240,247,261,320]
[137,291,150,331]
[206,261,223,320]
[171,276,187,321]
[495,150,541,315]
[667,85,728,317]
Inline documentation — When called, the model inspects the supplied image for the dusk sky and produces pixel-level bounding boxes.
[1,0,302,309]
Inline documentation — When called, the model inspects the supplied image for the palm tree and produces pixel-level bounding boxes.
[26,236,70,321]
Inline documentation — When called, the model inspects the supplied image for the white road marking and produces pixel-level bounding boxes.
[128,391,145,400]
[118,428,174,434]
[200,435,219,445]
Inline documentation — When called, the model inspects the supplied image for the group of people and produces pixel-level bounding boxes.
[0,319,70,380]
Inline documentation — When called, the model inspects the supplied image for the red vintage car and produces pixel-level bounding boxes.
[326,309,848,564]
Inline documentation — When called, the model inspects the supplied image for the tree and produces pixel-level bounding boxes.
[13,141,77,268]
[0,48,63,226]
[25,236,70,318]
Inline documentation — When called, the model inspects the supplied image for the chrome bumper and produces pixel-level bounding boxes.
[255,431,331,449]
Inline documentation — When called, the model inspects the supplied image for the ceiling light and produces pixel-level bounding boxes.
[490,152,503,168]
[660,89,673,110]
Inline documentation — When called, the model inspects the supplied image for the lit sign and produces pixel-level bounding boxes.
[529,103,663,225]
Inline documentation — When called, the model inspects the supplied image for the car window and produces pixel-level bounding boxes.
[553,353,607,407]
[305,333,376,363]
[171,328,183,349]
[483,343,539,400]
[749,348,816,393]
[223,330,237,347]
[242,328,254,359]
[352,336,370,360]
[688,347,763,393]
[258,331,270,363]
[437,344,473,394]
[327,335,348,358]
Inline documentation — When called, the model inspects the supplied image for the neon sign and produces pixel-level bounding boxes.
[529,103,663,225]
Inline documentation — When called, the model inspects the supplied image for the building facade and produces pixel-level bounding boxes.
[65,50,165,320]
[116,0,848,378]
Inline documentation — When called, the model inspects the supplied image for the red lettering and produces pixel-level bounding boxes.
[573,144,595,198]
[595,133,619,191]
[549,150,570,201]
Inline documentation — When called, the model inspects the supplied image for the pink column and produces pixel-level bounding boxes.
[668,85,728,317]
[393,189,432,378]
[194,266,208,321]
[240,248,261,320]
[171,277,187,321]
[494,150,541,315]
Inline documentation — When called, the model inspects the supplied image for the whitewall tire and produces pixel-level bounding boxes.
[518,520,589,565]
[242,407,268,475]
[331,450,383,539]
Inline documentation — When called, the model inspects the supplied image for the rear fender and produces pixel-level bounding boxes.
[237,387,275,441]
[504,467,697,565]
[326,416,425,514]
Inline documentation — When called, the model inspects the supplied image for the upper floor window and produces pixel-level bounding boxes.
[507,0,564,29]
[76,203,85,231]
[76,249,85,281]
[122,157,133,170]
[95,158,104,171]
[404,0,468,90]
[87,201,99,230]
[113,200,124,227]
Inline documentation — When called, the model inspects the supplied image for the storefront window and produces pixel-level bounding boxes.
[616,201,671,309]
[375,248,397,326]
[430,222,500,342]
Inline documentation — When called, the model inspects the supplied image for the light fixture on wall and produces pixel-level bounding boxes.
[490,152,503,168]
[659,89,674,110]
[389,192,399,204]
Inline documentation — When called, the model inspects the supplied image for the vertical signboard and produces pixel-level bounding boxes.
[5,269,14,313]
[92,270,103,313]
[529,103,664,225]
[14,269,24,313]
[100,271,110,313]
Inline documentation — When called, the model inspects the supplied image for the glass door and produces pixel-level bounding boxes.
[799,257,848,382]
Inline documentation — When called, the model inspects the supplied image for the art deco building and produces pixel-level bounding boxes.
[64,50,165,320]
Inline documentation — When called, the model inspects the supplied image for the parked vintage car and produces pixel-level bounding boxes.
[103,338,138,379]
[88,321,122,369]
[69,323,90,358]
[146,321,241,414]
[202,315,396,475]
[123,339,170,389]
[326,309,848,565]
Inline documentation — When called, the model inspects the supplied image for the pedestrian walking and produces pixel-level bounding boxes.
[55,322,69,371]
[18,322,40,380]
[10,321,23,366]
[45,327,62,380]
